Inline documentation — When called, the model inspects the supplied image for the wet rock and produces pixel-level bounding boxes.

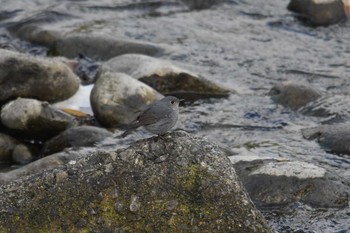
[268,82,350,118]
[102,54,230,100]
[231,157,349,208]
[298,95,350,118]
[1,98,76,140]
[302,123,350,155]
[42,126,113,156]
[90,71,162,127]
[7,25,168,60]
[8,25,61,47]
[268,81,322,111]
[0,132,273,232]
[51,33,169,60]
[0,133,20,163]
[0,49,79,104]
[287,0,347,26]
[12,144,36,165]
[0,133,35,164]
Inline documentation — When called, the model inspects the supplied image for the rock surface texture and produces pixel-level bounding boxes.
[0,49,79,104]
[0,132,273,233]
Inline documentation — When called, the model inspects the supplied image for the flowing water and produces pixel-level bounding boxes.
[1,0,350,232]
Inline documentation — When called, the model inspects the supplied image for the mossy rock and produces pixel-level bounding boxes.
[0,132,273,232]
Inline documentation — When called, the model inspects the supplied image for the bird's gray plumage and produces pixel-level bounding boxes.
[121,96,181,137]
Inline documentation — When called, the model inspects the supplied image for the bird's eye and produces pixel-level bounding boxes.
[171,100,175,104]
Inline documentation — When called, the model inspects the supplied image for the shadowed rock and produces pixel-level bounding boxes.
[0,133,36,164]
[287,0,347,26]
[102,54,231,100]
[0,132,273,233]
[179,0,223,10]
[1,98,76,140]
[42,126,113,156]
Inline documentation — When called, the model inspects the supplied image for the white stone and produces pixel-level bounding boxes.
[250,161,326,179]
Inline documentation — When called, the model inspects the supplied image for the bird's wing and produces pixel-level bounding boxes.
[137,105,168,125]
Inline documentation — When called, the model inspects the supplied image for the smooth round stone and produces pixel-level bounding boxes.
[0,133,35,164]
[0,49,79,104]
[1,98,76,139]
[12,144,35,165]
[268,81,322,110]
[90,71,162,127]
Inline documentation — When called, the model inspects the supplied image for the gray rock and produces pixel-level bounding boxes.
[0,133,36,164]
[1,98,76,140]
[287,0,347,27]
[268,82,350,119]
[51,33,169,60]
[0,132,273,233]
[102,54,231,100]
[90,71,162,127]
[0,49,79,104]
[231,157,349,208]
[42,126,113,156]
[8,25,61,47]
[0,133,20,163]
[298,95,350,119]
[0,150,85,184]
[268,81,322,111]
[302,123,350,155]
[11,144,36,165]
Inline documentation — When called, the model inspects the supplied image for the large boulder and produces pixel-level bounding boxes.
[0,49,79,104]
[90,71,162,127]
[102,54,231,100]
[0,132,273,232]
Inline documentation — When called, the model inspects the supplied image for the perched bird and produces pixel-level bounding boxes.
[121,96,182,137]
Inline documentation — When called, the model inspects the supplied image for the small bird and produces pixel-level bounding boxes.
[121,96,182,137]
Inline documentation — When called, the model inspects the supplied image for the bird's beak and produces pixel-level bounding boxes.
[179,99,185,102]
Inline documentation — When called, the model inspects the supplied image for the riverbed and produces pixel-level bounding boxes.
[1,0,350,232]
